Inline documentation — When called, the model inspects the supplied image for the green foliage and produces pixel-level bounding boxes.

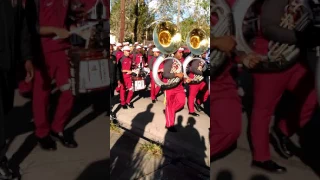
[111,0,209,44]
[110,0,155,43]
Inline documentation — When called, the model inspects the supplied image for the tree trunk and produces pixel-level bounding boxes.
[133,0,139,42]
[177,0,181,26]
[119,0,125,42]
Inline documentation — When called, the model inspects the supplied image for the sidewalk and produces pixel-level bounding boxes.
[5,91,108,180]
[211,112,320,180]
[110,127,209,180]
[112,89,210,167]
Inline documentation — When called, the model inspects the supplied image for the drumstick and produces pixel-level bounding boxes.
[52,22,98,40]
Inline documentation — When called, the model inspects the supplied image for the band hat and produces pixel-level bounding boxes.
[134,42,139,45]
[129,44,132,46]
[152,48,160,52]
[136,45,142,49]
[144,46,147,48]
[183,48,190,53]
[148,43,153,47]
[123,46,131,51]
[177,47,184,52]
[111,41,116,45]
[116,43,122,47]
[123,42,129,45]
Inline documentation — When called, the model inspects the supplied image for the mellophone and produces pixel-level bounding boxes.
[68,48,110,96]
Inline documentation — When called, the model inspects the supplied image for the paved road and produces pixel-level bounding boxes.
[110,127,209,180]
[5,90,108,180]
[111,86,210,167]
[210,112,320,180]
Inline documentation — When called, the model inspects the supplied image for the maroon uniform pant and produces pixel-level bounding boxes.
[165,86,185,127]
[33,51,74,138]
[210,73,242,157]
[150,71,161,100]
[251,63,317,161]
[188,80,209,113]
[119,77,134,105]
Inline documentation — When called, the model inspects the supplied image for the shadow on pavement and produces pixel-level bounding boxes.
[152,116,208,179]
[213,170,270,180]
[5,89,108,179]
[110,104,154,179]
[76,159,109,180]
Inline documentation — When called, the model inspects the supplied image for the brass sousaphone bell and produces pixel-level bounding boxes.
[183,28,209,83]
[152,21,183,89]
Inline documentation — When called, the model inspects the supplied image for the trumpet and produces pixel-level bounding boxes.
[152,21,183,90]
[183,28,209,84]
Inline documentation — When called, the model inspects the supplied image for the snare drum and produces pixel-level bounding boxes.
[69,48,110,95]
[131,76,146,92]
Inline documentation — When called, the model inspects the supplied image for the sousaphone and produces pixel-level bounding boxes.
[233,0,311,71]
[152,21,183,89]
[211,0,234,74]
[183,28,209,84]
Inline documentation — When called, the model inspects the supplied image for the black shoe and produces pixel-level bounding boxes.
[122,105,128,109]
[0,157,13,180]
[37,135,57,151]
[189,112,200,117]
[252,160,287,173]
[127,103,134,108]
[270,127,294,158]
[194,103,202,112]
[152,100,156,103]
[51,132,78,148]
[166,126,177,132]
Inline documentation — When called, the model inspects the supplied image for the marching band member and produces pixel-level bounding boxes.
[119,46,135,109]
[147,44,154,63]
[0,0,34,177]
[163,48,189,132]
[187,52,209,116]
[131,46,144,68]
[131,42,139,54]
[110,44,121,119]
[32,0,79,150]
[149,48,163,103]
[113,43,124,62]
[211,0,261,161]
[248,0,317,172]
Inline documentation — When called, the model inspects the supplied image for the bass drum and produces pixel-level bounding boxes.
[68,48,110,96]
[131,76,146,92]
[211,0,233,75]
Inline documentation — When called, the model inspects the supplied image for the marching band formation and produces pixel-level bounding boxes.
[212,0,320,174]
[110,22,211,132]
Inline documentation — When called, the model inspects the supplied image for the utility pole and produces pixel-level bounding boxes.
[119,0,125,43]
[177,0,181,26]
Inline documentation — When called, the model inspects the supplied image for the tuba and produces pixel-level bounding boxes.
[211,0,234,74]
[183,28,209,84]
[233,0,311,71]
[152,21,183,89]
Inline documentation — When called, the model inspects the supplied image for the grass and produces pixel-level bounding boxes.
[140,142,163,157]
[110,121,121,133]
